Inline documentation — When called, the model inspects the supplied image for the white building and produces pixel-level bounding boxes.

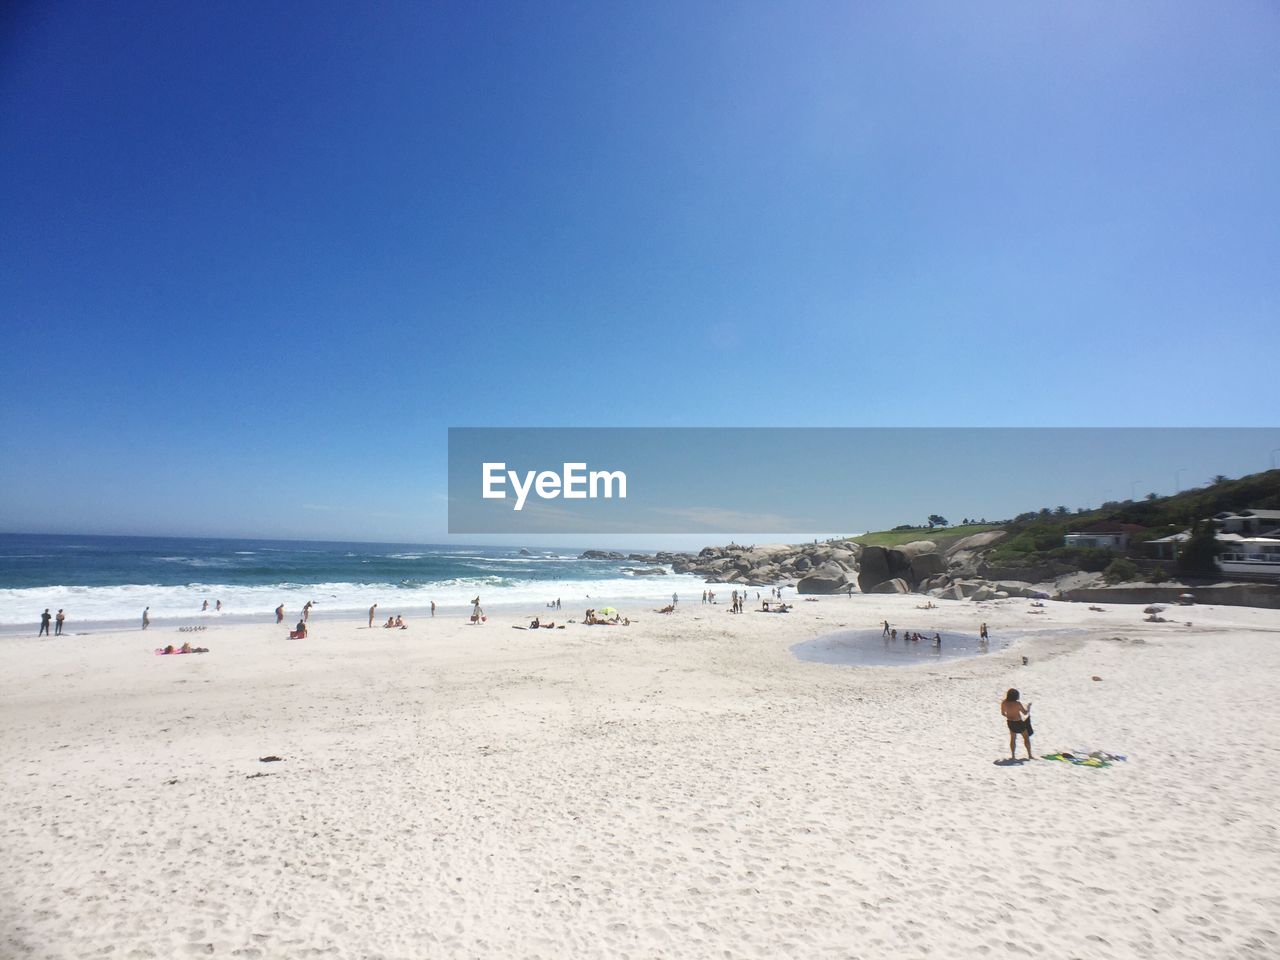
[1063,522,1144,551]
[1213,509,1280,536]
[1144,508,1280,578]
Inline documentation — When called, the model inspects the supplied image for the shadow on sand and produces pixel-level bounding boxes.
[992,758,1033,766]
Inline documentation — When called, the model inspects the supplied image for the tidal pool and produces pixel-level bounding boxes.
[791,628,1006,667]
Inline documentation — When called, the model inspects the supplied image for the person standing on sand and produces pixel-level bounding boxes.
[39,609,51,636]
[369,604,378,628]
[275,604,285,624]
[1001,688,1034,761]
[142,607,150,630]
[430,600,436,617]
[303,601,313,622]
[882,620,890,637]
[672,593,678,606]
[55,609,65,635]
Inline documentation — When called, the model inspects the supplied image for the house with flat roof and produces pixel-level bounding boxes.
[1213,509,1280,537]
[1144,508,1280,578]
[1063,521,1145,552]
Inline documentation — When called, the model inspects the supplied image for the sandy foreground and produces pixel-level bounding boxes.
[2,594,1279,960]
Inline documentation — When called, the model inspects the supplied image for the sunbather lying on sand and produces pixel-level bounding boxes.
[653,604,675,614]
[157,643,209,655]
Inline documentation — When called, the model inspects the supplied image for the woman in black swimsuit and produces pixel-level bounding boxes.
[1001,688,1033,760]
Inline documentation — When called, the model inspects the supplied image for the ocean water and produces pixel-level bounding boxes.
[0,534,704,630]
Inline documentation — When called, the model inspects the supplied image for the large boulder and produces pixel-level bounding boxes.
[796,574,852,595]
[946,531,1007,555]
[896,540,939,558]
[869,578,910,594]
[909,552,947,583]
[857,546,892,592]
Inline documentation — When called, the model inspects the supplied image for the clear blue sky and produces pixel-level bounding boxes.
[2,2,1277,543]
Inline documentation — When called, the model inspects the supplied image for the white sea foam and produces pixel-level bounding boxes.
[0,573,708,626]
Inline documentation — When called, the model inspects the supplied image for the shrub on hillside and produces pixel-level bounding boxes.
[1103,558,1140,584]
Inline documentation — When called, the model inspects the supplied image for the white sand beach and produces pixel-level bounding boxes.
[2,595,1279,959]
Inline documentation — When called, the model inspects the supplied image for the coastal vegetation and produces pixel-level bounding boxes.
[849,469,1280,585]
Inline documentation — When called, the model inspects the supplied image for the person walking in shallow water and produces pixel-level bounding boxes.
[1001,688,1034,761]
[39,609,51,636]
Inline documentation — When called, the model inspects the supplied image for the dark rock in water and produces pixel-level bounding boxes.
[580,550,625,560]
[519,548,533,556]
[623,567,667,576]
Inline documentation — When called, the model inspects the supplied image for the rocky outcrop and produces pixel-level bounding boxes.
[946,530,1008,577]
[857,543,945,593]
[580,550,626,561]
[622,567,667,576]
[676,542,861,587]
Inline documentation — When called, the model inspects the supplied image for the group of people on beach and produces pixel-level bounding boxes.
[199,599,222,612]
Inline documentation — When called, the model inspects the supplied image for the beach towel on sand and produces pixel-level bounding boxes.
[1042,750,1127,768]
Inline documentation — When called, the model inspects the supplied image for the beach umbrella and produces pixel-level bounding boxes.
[598,606,617,617]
